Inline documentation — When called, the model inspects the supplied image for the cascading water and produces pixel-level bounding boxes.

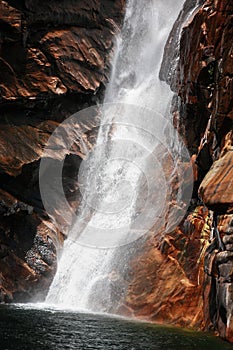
[44,0,193,311]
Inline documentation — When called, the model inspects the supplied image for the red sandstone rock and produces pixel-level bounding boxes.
[0,0,125,301]
[123,206,210,329]
[199,151,233,214]
[170,0,233,342]
[40,28,109,93]
[150,0,233,341]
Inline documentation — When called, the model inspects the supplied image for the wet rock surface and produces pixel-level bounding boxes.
[199,151,233,214]
[165,0,232,341]
[0,0,125,302]
[122,0,233,341]
[177,0,233,341]
[123,206,210,328]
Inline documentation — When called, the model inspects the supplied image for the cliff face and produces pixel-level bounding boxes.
[124,0,233,342]
[174,0,233,341]
[0,0,125,301]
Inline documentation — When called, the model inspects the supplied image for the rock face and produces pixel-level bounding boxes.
[199,151,233,214]
[124,206,210,328]
[124,0,232,342]
[175,0,233,341]
[0,0,125,301]
[147,0,233,341]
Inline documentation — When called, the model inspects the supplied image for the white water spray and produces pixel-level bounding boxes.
[44,0,193,311]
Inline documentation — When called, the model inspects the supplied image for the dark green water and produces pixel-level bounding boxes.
[0,305,232,350]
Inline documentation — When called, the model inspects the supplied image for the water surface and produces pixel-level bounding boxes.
[0,305,232,350]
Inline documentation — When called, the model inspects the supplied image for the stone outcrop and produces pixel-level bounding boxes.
[124,206,210,328]
[121,0,233,342]
[162,0,233,340]
[175,0,233,341]
[0,0,125,301]
[199,150,233,214]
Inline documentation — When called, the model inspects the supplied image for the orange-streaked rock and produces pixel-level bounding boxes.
[199,151,233,214]
[123,206,210,329]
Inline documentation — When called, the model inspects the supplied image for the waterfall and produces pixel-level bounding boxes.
[44,0,193,311]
